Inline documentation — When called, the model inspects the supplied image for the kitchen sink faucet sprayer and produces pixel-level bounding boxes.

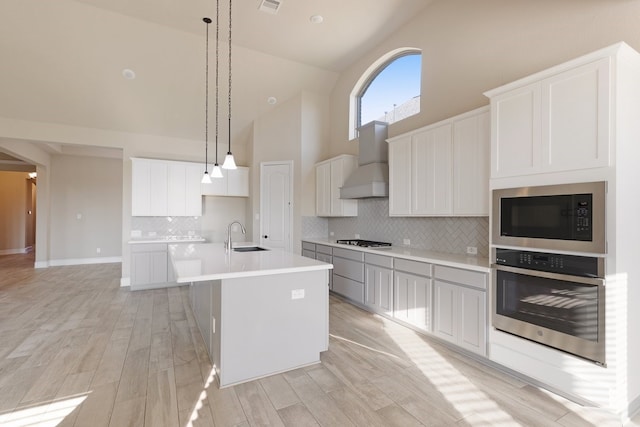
[225,220,246,252]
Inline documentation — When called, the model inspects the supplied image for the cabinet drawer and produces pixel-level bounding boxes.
[333,257,364,283]
[333,247,364,262]
[130,243,168,253]
[302,242,316,251]
[365,253,393,269]
[316,244,333,255]
[333,275,364,304]
[433,265,486,290]
[302,249,316,259]
[394,258,432,277]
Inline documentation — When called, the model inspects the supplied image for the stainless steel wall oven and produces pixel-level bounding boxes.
[492,181,606,253]
[493,248,605,365]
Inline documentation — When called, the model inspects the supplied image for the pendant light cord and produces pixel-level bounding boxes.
[227,0,232,155]
[215,0,220,165]
[203,17,211,173]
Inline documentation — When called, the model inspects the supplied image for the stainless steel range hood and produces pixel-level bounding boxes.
[340,121,389,199]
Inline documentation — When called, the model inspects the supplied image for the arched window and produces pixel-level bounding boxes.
[350,49,421,139]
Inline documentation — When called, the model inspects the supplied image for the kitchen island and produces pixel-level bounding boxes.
[169,243,332,387]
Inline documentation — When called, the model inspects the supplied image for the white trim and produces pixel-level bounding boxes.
[120,277,131,287]
[48,256,122,267]
[34,261,49,269]
[0,248,28,255]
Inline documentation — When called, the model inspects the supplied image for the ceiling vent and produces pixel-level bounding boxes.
[258,0,282,14]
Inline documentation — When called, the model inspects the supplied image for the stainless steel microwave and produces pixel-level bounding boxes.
[492,182,606,253]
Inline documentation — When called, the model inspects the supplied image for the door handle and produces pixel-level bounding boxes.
[263,235,268,239]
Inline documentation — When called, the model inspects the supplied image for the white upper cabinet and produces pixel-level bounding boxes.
[388,107,490,217]
[132,158,202,217]
[487,55,611,178]
[315,155,358,217]
[413,123,453,215]
[453,111,490,215]
[388,136,412,215]
[201,166,250,197]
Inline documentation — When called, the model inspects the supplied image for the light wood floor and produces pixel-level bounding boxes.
[1,253,638,427]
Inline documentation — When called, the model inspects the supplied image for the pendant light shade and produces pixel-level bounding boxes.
[201,171,212,184]
[211,164,224,178]
[222,0,237,170]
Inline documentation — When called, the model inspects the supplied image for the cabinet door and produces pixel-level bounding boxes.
[364,265,393,315]
[315,162,331,217]
[541,58,610,172]
[388,137,412,216]
[491,83,541,178]
[149,161,169,216]
[433,280,457,344]
[167,162,187,216]
[453,111,490,215]
[150,251,168,284]
[185,163,203,216]
[412,124,453,215]
[132,159,151,216]
[227,167,250,197]
[131,252,151,286]
[458,286,486,355]
[330,157,357,217]
[394,272,431,331]
[315,253,333,289]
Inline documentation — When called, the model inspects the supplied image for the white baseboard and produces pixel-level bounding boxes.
[0,248,28,255]
[120,277,130,287]
[35,261,49,269]
[48,256,122,267]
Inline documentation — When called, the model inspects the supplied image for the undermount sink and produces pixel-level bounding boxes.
[233,246,269,252]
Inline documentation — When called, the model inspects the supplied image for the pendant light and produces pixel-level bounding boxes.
[201,17,213,184]
[222,0,237,169]
[211,0,224,178]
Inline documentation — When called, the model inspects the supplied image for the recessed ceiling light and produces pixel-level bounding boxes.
[310,15,323,24]
[267,96,277,105]
[122,69,136,80]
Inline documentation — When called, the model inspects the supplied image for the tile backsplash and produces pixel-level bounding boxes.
[306,198,489,258]
[131,216,202,237]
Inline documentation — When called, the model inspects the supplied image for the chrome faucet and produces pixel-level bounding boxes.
[225,220,246,252]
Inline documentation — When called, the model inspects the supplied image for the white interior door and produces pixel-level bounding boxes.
[260,162,293,252]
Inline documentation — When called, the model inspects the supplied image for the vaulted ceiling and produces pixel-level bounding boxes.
[0,0,432,149]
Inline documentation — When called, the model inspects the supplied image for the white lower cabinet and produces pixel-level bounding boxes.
[433,266,487,356]
[130,243,169,288]
[393,259,433,332]
[315,245,333,290]
[332,247,364,304]
[364,253,394,315]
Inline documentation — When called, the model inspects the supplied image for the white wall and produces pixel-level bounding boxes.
[328,0,640,155]
[49,155,122,262]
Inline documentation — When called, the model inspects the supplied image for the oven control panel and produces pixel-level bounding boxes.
[495,248,601,278]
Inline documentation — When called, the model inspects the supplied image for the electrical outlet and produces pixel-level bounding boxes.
[467,246,478,255]
[354,234,360,239]
[403,238,410,246]
[329,231,334,236]
[96,248,101,254]
[212,317,216,334]
[291,289,305,300]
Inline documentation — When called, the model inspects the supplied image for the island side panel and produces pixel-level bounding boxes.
[218,269,329,387]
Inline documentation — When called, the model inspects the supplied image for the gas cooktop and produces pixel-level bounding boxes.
[335,239,392,248]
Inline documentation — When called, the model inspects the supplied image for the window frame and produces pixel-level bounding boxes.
[349,48,422,140]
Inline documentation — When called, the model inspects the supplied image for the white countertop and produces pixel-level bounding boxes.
[169,243,333,283]
[128,236,206,244]
[302,238,491,273]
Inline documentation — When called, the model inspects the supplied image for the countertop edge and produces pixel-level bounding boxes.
[302,238,491,273]
[129,238,206,244]
[175,263,333,283]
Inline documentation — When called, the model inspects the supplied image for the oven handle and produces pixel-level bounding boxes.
[492,264,605,287]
